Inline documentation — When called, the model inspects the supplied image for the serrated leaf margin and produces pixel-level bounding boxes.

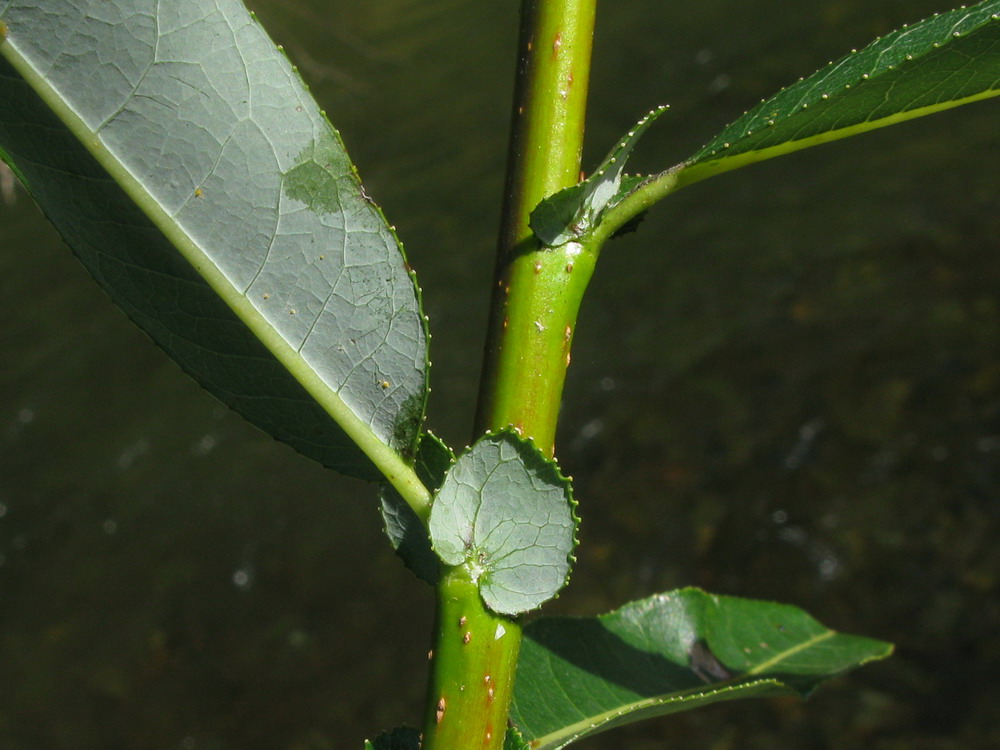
[529,106,668,246]
[428,429,579,616]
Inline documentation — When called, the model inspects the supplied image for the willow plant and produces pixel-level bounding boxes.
[3,1,1000,748]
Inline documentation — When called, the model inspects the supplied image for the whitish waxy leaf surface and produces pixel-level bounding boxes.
[530,106,667,246]
[577,0,1000,245]
[428,431,577,615]
[511,588,893,750]
[0,0,427,480]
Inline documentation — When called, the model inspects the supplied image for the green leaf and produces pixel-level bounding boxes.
[380,432,454,584]
[365,727,421,750]
[511,588,893,750]
[0,1,428,483]
[529,105,667,246]
[503,725,531,750]
[688,0,1000,174]
[428,431,578,616]
[589,0,1000,247]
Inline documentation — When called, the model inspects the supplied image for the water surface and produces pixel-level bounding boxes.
[2,1,998,748]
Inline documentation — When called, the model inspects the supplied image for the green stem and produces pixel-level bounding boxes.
[422,2,596,749]
[474,0,597,454]
[421,568,522,750]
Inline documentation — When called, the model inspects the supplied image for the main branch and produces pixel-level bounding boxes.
[474,0,598,454]
[421,1,597,749]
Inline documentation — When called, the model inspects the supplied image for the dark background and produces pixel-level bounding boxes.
[1,1,998,748]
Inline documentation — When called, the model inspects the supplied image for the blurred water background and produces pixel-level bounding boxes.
[1,1,998,748]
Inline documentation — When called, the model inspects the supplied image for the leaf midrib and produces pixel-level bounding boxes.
[0,28,431,512]
[528,678,785,750]
[678,85,1000,187]
[524,626,839,749]
[591,83,1000,248]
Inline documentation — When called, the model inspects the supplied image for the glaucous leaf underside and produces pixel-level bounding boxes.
[428,431,578,615]
[0,0,428,479]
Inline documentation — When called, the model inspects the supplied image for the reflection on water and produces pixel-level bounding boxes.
[2,1,999,748]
